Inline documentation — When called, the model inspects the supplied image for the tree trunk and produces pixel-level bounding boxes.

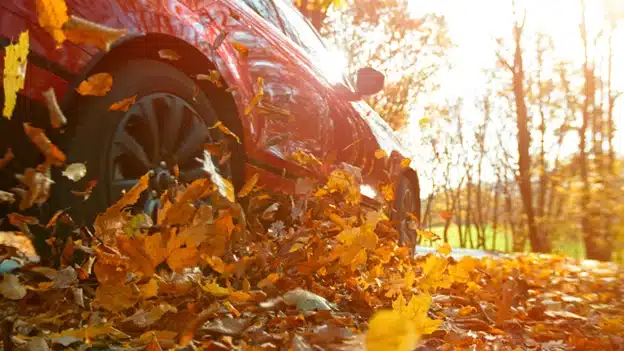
[579,0,611,261]
[510,12,549,253]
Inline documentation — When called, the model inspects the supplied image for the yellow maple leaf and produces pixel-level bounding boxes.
[3,31,29,119]
[400,158,411,168]
[367,309,419,351]
[35,0,69,46]
[320,169,360,205]
[448,256,478,283]
[419,255,450,292]
[436,243,452,255]
[392,293,442,336]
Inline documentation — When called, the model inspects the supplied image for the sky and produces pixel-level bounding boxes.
[395,0,624,194]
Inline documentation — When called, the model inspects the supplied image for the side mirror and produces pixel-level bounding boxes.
[355,67,384,97]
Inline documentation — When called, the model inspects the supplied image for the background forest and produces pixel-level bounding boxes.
[299,0,624,261]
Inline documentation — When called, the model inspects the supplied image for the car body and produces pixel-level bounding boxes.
[0,0,420,226]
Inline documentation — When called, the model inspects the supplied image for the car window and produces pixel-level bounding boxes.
[270,0,327,57]
[240,0,284,31]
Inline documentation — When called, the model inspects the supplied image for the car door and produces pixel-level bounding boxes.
[226,0,331,177]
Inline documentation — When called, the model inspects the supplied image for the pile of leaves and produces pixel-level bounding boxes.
[1,168,624,350]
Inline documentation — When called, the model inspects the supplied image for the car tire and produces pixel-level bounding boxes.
[53,59,237,225]
[393,175,421,250]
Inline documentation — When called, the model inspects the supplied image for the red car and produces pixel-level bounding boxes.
[0,0,420,244]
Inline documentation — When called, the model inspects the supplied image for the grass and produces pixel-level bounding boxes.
[421,224,587,260]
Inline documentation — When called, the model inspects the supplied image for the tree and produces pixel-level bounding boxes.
[495,1,550,253]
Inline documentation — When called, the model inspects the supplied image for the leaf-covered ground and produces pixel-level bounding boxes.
[1,171,624,351]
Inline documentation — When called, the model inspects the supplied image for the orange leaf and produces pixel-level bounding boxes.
[167,247,198,273]
[231,42,248,56]
[439,211,453,220]
[62,15,127,51]
[23,123,66,166]
[109,95,137,111]
[238,173,259,198]
[374,149,387,159]
[76,72,113,96]
[401,158,411,168]
[35,0,69,46]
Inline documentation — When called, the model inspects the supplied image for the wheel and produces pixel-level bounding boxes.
[53,59,237,224]
[393,175,421,250]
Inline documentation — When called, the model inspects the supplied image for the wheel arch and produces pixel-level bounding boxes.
[61,33,247,187]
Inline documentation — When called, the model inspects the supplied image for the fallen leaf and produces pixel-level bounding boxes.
[244,77,264,115]
[3,31,29,119]
[109,94,137,111]
[158,49,181,61]
[95,283,139,312]
[374,149,387,159]
[283,288,336,312]
[210,121,242,144]
[26,336,50,351]
[0,273,27,300]
[196,150,235,202]
[23,123,66,166]
[231,41,248,56]
[401,158,411,168]
[76,72,113,96]
[0,148,14,169]
[392,293,442,335]
[238,173,259,198]
[16,167,55,210]
[0,232,39,262]
[0,190,16,204]
[62,15,127,51]
[50,324,129,346]
[437,243,452,255]
[366,309,419,351]
[42,87,67,128]
[139,278,159,299]
[71,179,97,200]
[381,183,394,202]
[62,163,87,181]
[167,246,198,273]
[35,0,69,45]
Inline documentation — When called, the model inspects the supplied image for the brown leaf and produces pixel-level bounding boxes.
[0,273,27,300]
[76,72,113,96]
[0,232,39,262]
[0,190,16,204]
[0,148,14,169]
[63,15,127,51]
[16,167,54,211]
[178,303,220,345]
[42,87,67,128]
